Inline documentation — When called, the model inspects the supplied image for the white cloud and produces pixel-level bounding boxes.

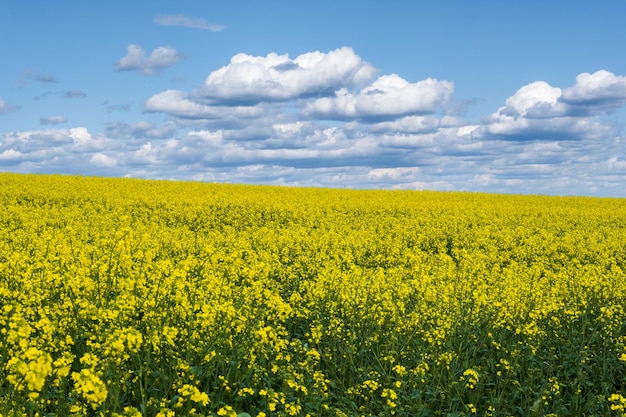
[483,72,626,141]
[144,89,268,120]
[368,166,421,180]
[485,113,612,142]
[272,121,309,136]
[561,70,626,113]
[198,47,377,103]
[187,130,224,147]
[0,98,18,114]
[90,153,117,167]
[306,75,453,120]
[367,115,440,134]
[0,149,22,162]
[154,14,224,31]
[145,49,451,133]
[144,90,214,118]
[1,128,109,157]
[116,44,181,75]
[69,127,93,144]
[498,81,564,118]
[488,71,626,131]
[40,116,68,125]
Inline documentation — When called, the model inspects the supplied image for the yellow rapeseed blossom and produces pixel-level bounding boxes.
[461,368,480,390]
[162,326,179,346]
[178,384,210,406]
[112,406,143,417]
[72,369,108,409]
[1,173,626,416]
[609,393,626,414]
[216,405,236,416]
[362,380,380,391]
[6,347,53,398]
[392,364,407,376]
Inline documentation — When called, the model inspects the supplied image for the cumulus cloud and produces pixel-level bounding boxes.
[90,153,117,167]
[144,90,215,118]
[0,149,23,162]
[197,47,377,103]
[154,14,224,31]
[116,44,181,75]
[40,116,68,125]
[306,74,453,121]
[144,47,380,127]
[0,98,19,114]
[145,48,451,128]
[484,70,626,141]
[561,70,626,114]
[144,89,269,121]
[498,81,564,118]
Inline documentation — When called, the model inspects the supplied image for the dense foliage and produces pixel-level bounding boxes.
[1,173,626,416]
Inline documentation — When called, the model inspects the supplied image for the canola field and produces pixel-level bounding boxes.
[1,173,626,417]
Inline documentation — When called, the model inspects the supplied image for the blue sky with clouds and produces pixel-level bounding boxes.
[2,1,626,196]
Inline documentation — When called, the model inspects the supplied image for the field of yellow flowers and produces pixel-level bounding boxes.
[1,173,626,417]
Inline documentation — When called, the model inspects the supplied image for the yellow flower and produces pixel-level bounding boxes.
[6,347,53,397]
[112,406,142,417]
[285,403,302,416]
[162,325,179,346]
[79,353,100,368]
[178,384,210,406]
[72,369,108,409]
[362,379,379,391]
[217,405,236,417]
[381,388,398,400]
[392,364,407,376]
[609,393,626,412]
[460,368,480,390]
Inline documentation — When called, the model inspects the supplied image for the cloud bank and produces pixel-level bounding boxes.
[2,48,626,196]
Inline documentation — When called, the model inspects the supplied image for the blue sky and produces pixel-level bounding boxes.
[2,1,626,196]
